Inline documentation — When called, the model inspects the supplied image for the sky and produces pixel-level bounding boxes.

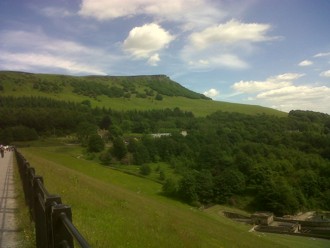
[1,0,330,114]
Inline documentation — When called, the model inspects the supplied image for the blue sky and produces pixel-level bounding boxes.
[1,0,330,114]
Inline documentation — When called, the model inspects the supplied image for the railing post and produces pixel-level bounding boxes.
[51,204,74,248]
[26,167,36,220]
[33,177,46,248]
[45,196,62,247]
[14,150,90,248]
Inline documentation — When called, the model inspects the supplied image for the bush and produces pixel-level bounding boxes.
[140,164,151,175]
[87,134,105,152]
[99,150,112,165]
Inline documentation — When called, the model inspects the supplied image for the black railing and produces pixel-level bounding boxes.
[15,150,91,248]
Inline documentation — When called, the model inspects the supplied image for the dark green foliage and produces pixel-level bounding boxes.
[155,93,163,101]
[159,169,166,181]
[162,178,177,197]
[111,137,127,160]
[145,75,210,99]
[99,149,112,165]
[71,81,125,98]
[76,121,98,145]
[33,80,63,93]
[1,91,330,214]
[178,172,199,204]
[140,164,151,175]
[87,134,105,152]
[254,177,300,215]
[0,125,38,143]
[213,169,245,203]
[132,143,150,165]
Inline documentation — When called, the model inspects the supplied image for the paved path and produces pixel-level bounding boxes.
[0,150,21,248]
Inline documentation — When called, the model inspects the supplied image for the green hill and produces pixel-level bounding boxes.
[0,71,286,117]
[18,143,330,248]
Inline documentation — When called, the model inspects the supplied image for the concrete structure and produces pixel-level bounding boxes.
[0,150,21,247]
[251,212,274,225]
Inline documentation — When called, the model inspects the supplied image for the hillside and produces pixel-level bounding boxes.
[0,71,286,117]
[19,143,330,248]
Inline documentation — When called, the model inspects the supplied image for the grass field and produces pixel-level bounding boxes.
[17,143,330,248]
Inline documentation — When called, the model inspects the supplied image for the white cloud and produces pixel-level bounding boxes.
[188,54,248,69]
[189,19,273,50]
[298,60,313,66]
[232,72,330,114]
[314,52,330,58]
[0,30,108,75]
[320,70,330,77]
[123,23,174,64]
[0,30,97,55]
[256,85,330,113]
[233,73,304,93]
[79,0,225,29]
[181,19,276,70]
[203,88,220,98]
[147,53,160,66]
[41,7,72,18]
[1,52,105,75]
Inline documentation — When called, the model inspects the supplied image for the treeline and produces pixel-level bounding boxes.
[1,96,330,215]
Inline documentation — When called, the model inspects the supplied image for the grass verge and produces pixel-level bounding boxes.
[13,155,36,248]
[18,145,330,248]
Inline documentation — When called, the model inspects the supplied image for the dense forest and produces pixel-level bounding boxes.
[1,96,330,215]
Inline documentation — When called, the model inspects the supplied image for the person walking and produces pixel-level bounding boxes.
[0,145,4,158]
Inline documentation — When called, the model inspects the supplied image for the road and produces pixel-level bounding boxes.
[0,150,21,247]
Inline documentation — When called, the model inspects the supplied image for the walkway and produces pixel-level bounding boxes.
[0,150,21,247]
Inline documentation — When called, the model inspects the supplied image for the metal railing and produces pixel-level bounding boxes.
[15,150,91,248]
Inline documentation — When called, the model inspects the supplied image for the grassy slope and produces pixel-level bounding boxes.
[19,144,329,248]
[0,71,287,117]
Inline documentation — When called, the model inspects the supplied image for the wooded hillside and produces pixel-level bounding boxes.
[1,94,329,215]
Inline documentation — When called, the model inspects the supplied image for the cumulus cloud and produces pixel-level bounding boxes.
[232,73,304,93]
[204,88,220,98]
[181,19,276,70]
[298,60,313,66]
[189,19,273,50]
[123,23,174,65]
[147,53,160,66]
[232,72,330,113]
[79,0,225,29]
[320,70,330,77]
[256,85,330,113]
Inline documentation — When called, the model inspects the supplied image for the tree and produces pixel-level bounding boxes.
[133,143,150,165]
[195,170,214,204]
[155,93,163,101]
[159,169,166,181]
[162,178,177,197]
[255,177,300,215]
[140,164,151,175]
[99,149,112,165]
[87,134,105,152]
[99,115,112,129]
[213,168,245,203]
[177,172,198,204]
[111,137,127,160]
[76,121,98,145]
